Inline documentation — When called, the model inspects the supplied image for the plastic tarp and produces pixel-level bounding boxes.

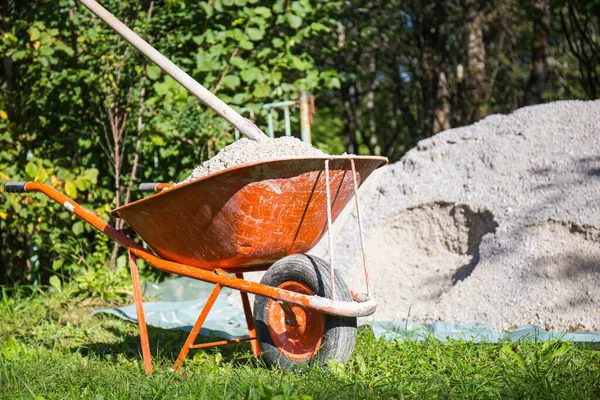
[371,321,600,344]
[93,277,248,339]
[93,277,600,344]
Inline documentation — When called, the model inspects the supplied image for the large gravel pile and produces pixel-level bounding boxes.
[178,136,325,184]
[313,100,600,330]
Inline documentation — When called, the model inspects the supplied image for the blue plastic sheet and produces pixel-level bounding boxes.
[370,321,600,344]
[93,277,248,339]
[93,277,600,343]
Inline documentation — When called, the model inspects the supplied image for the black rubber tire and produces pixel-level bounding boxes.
[253,254,357,369]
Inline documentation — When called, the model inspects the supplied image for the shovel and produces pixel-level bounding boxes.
[78,0,267,142]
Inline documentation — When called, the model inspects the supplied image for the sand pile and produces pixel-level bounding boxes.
[178,136,325,184]
[312,100,600,330]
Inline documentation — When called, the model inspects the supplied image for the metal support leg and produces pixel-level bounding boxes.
[128,251,152,375]
[236,273,261,357]
[172,284,222,371]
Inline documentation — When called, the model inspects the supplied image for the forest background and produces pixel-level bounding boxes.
[1,0,598,289]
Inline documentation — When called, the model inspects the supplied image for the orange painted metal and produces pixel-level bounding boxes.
[267,281,324,362]
[172,283,222,371]
[13,181,378,317]
[236,272,261,358]
[112,156,387,271]
[21,182,139,250]
[128,251,152,375]
[189,337,257,349]
[127,245,378,317]
[10,156,386,371]
[155,183,172,191]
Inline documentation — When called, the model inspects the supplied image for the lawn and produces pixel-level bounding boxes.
[1,286,599,399]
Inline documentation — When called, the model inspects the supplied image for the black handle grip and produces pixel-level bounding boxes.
[4,182,28,193]
[138,183,158,192]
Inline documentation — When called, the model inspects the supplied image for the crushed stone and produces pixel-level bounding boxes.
[178,136,326,184]
[311,100,600,330]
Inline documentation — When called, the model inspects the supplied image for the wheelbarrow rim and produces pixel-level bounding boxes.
[110,155,387,217]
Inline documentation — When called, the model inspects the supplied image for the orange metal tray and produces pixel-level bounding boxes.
[112,156,386,271]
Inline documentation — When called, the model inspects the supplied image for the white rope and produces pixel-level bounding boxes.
[324,159,335,301]
[350,158,370,297]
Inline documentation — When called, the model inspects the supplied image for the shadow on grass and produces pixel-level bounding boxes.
[75,316,261,369]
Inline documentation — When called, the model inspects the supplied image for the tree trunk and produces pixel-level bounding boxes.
[523,0,550,105]
[465,2,487,122]
[366,53,381,155]
[341,86,358,154]
[433,69,451,133]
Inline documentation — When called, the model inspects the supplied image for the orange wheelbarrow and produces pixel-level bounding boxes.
[5,156,386,373]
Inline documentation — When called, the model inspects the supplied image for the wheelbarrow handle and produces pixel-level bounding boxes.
[4,182,28,193]
[138,182,172,193]
[4,181,139,250]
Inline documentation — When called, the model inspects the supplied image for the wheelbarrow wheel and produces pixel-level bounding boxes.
[253,254,357,369]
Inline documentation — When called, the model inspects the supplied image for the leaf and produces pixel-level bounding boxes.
[83,168,99,184]
[0,211,6,220]
[310,22,328,32]
[291,56,308,71]
[229,57,247,69]
[545,343,570,361]
[49,275,62,293]
[222,75,241,89]
[75,176,89,191]
[273,0,285,13]
[117,254,127,270]
[327,76,341,89]
[86,28,98,41]
[286,13,302,29]
[291,1,306,17]
[64,180,77,198]
[28,27,40,42]
[232,93,248,104]
[272,38,284,48]
[25,162,38,178]
[247,27,264,41]
[199,2,213,18]
[35,166,49,183]
[239,40,254,50]
[501,344,524,368]
[52,258,64,271]
[241,67,261,83]
[12,50,28,61]
[253,6,272,18]
[72,221,84,235]
[147,65,161,80]
[253,83,270,97]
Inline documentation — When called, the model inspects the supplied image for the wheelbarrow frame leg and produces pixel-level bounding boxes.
[236,272,261,358]
[172,283,222,371]
[128,251,152,375]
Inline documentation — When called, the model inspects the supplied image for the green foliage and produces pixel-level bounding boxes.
[0,0,338,287]
[1,0,597,290]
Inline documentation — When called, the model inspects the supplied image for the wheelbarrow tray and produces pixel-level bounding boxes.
[111,156,387,271]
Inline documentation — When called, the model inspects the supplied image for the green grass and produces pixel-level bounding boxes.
[1,286,599,399]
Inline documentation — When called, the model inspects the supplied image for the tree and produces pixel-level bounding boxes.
[0,0,339,284]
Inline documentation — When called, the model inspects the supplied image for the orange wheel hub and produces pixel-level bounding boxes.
[266,281,325,362]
